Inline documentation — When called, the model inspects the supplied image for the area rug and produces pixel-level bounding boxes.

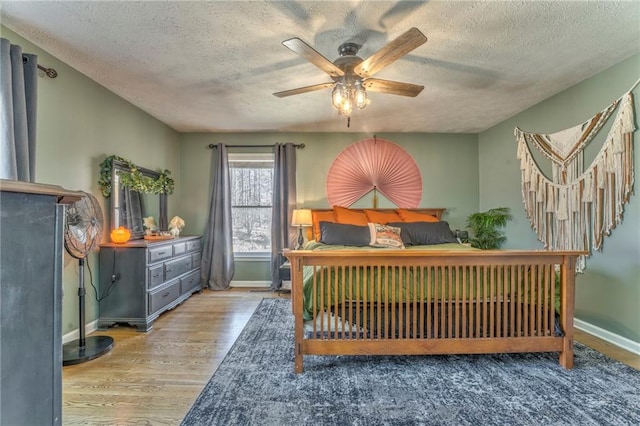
[182,298,640,426]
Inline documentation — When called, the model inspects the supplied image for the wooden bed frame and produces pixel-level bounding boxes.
[285,208,584,373]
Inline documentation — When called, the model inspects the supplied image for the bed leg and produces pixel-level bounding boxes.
[294,342,304,373]
[559,337,574,369]
[290,257,305,373]
[559,255,575,370]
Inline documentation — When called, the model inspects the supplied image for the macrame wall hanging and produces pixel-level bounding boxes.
[515,82,637,272]
[326,136,422,208]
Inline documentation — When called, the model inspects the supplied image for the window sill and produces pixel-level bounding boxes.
[234,253,271,262]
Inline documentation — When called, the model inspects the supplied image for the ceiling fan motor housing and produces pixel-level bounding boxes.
[337,42,360,57]
[333,45,363,82]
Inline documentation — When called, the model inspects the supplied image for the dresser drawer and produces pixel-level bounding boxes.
[148,264,164,289]
[191,252,201,269]
[148,280,180,314]
[148,244,172,263]
[164,256,192,281]
[173,242,186,256]
[180,270,201,294]
[186,239,201,253]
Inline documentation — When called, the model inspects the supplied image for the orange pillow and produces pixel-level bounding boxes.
[396,209,439,223]
[364,209,402,224]
[333,206,369,226]
[312,210,336,241]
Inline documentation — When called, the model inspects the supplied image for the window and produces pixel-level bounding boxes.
[229,153,274,256]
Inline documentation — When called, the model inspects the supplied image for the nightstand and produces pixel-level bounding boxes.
[279,260,291,291]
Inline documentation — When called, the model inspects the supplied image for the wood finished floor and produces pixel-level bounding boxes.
[63,288,640,425]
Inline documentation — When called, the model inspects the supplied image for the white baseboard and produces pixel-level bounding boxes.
[230,280,271,288]
[574,318,640,356]
[62,319,99,344]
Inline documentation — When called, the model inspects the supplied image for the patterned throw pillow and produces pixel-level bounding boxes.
[368,223,405,248]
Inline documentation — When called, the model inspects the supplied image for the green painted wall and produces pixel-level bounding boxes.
[179,132,479,282]
[1,27,182,335]
[478,54,640,344]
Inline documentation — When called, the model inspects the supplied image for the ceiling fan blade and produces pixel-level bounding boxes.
[362,78,424,97]
[354,27,427,77]
[282,38,345,78]
[273,82,335,98]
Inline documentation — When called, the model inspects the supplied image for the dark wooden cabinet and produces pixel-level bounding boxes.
[0,180,82,426]
[98,236,202,331]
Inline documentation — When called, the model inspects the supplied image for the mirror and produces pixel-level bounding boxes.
[110,159,167,240]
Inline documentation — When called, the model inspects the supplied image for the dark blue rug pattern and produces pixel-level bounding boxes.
[182,298,640,426]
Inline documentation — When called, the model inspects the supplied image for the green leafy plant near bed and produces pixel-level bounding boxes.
[98,155,174,197]
[466,207,512,249]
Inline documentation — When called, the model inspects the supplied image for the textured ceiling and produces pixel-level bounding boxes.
[1,1,639,133]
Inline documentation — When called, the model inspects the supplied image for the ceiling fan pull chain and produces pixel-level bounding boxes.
[347,117,351,128]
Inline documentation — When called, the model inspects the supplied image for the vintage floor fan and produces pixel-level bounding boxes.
[62,191,114,365]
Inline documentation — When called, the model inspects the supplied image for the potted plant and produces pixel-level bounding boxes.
[466,207,512,249]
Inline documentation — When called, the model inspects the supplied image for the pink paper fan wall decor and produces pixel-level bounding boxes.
[326,137,422,208]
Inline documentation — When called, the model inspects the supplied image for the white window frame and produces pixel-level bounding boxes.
[228,152,274,260]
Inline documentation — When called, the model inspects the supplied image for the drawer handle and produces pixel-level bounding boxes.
[153,272,160,278]
[158,251,166,256]
[166,268,172,272]
[163,292,170,297]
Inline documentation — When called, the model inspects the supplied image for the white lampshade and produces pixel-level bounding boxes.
[291,209,312,227]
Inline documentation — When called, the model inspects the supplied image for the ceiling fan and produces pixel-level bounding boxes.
[273,27,427,118]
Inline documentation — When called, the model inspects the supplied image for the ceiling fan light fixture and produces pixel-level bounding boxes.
[331,79,366,117]
[340,96,353,116]
[354,80,367,109]
[332,83,345,108]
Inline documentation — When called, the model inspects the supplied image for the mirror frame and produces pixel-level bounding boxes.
[110,159,167,240]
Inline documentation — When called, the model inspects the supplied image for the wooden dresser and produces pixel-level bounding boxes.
[98,235,202,331]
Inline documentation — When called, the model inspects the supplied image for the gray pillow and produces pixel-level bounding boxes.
[387,221,458,246]
[319,222,370,246]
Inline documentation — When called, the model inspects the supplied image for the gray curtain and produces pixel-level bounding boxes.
[201,144,235,290]
[271,143,297,290]
[1,38,37,182]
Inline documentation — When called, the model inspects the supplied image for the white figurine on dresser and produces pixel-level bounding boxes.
[143,216,157,235]
[168,215,185,237]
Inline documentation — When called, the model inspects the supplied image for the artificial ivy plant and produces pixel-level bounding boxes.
[466,207,512,250]
[98,155,174,197]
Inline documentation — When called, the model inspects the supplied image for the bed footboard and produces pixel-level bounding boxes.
[284,250,582,373]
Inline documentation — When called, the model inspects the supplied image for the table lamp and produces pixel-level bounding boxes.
[291,209,312,250]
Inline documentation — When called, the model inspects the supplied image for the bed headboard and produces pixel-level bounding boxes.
[304,207,446,241]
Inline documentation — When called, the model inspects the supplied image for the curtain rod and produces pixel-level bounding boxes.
[207,143,305,149]
[22,55,58,78]
[38,64,58,78]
